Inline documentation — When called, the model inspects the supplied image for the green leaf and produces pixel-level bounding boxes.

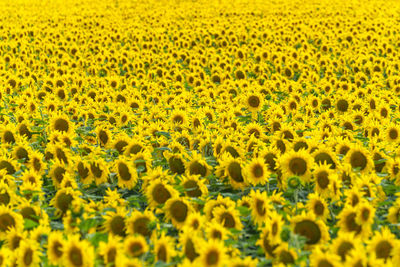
[24,219,39,230]
[237,206,251,216]
[80,218,98,232]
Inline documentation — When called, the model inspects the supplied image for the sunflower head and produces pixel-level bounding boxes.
[244,92,264,112]
[198,239,228,267]
[63,235,94,267]
[114,156,138,189]
[49,113,73,135]
[164,197,192,229]
[47,231,65,266]
[126,210,155,237]
[103,208,128,237]
[124,235,148,258]
[291,212,329,247]
[245,157,269,186]
[278,149,314,183]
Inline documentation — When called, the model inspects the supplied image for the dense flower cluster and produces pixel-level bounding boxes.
[0,0,400,266]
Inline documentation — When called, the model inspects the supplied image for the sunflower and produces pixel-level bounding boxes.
[266,211,285,244]
[334,137,351,156]
[185,152,211,177]
[275,242,297,265]
[278,149,314,183]
[63,210,80,234]
[212,205,243,231]
[366,120,382,140]
[221,141,245,159]
[153,232,176,263]
[190,112,204,132]
[291,212,329,247]
[213,136,225,158]
[28,151,44,174]
[63,235,94,267]
[124,140,146,157]
[306,193,329,221]
[111,134,131,154]
[103,208,127,237]
[49,113,74,135]
[312,162,335,198]
[183,212,205,233]
[257,227,279,259]
[17,239,40,267]
[173,130,192,151]
[50,187,80,217]
[0,181,15,207]
[367,227,397,262]
[126,210,155,237]
[74,157,91,184]
[312,146,337,169]
[217,154,247,189]
[245,122,265,140]
[124,235,148,258]
[205,221,230,241]
[164,197,192,229]
[6,227,26,250]
[337,206,363,237]
[245,157,269,186]
[181,174,208,199]
[344,187,363,207]
[88,157,109,185]
[331,232,360,262]
[18,200,46,226]
[115,255,143,267]
[96,127,112,148]
[309,247,341,267]
[385,123,400,143]
[260,147,279,172]
[17,121,32,139]
[249,190,272,227]
[0,125,16,145]
[0,206,23,239]
[114,156,138,189]
[244,92,264,112]
[49,160,69,188]
[47,231,65,266]
[164,152,186,175]
[354,174,378,202]
[198,239,228,267]
[386,157,400,185]
[0,156,17,175]
[170,109,188,125]
[98,235,122,266]
[271,136,289,154]
[344,246,368,267]
[142,166,172,188]
[355,200,376,226]
[372,148,387,174]
[12,141,32,163]
[237,195,251,209]
[345,144,373,173]
[291,136,310,152]
[204,195,236,222]
[145,179,178,210]
[230,256,258,267]
[179,230,200,262]
[0,247,10,267]
[387,199,400,226]
[49,144,71,165]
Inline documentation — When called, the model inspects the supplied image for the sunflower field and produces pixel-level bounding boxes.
[2,0,400,266]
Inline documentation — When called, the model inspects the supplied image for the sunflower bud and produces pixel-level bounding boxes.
[287,176,301,189]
